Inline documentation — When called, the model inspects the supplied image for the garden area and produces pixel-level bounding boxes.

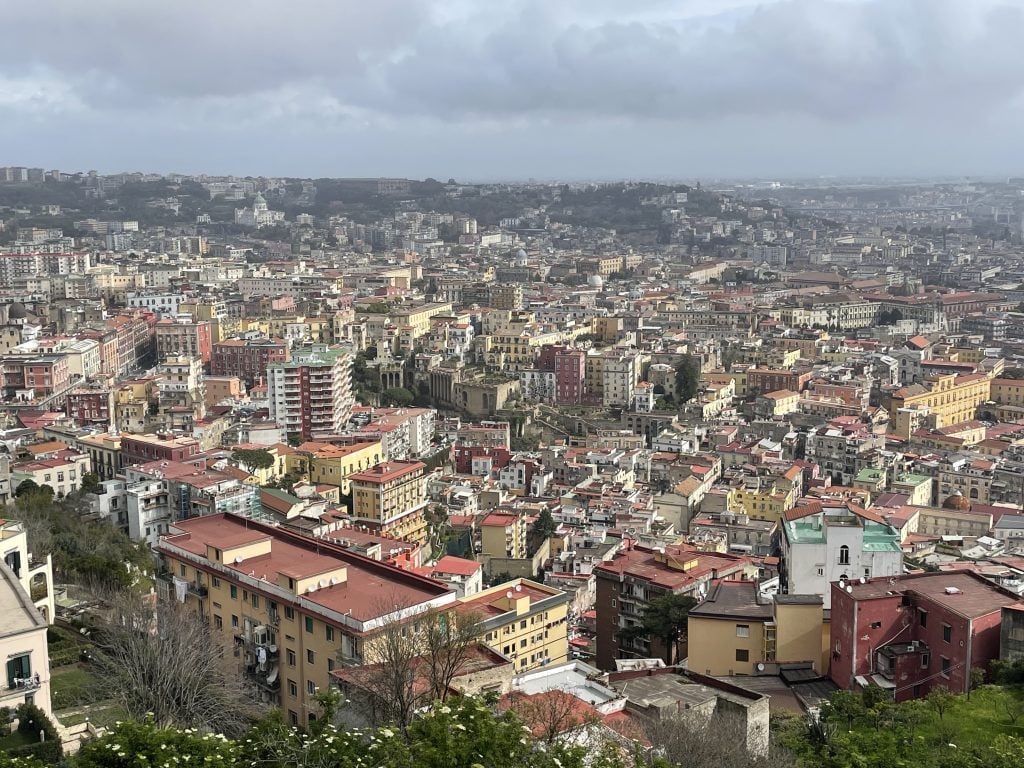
[46,623,124,729]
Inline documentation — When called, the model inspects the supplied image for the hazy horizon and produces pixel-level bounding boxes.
[5,0,1024,180]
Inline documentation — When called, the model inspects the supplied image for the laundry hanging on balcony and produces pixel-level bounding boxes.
[172,576,188,603]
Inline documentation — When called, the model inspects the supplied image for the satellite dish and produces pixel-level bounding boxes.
[860,577,866,584]
[756,663,766,672]
[330,576,340,585]
[846,586,853,593]
[319,579,328,589]
[234,556,243,564]
[506,591,513,599]
[307,585,317,593]
[515,585,522,592]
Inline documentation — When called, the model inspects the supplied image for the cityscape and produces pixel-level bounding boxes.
[4,2,1024,768]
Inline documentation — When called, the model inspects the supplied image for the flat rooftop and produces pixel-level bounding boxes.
[844,571,1021,619]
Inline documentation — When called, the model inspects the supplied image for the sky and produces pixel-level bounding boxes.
[3,0,1024,180]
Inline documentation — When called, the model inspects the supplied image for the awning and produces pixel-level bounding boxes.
[267,664,279,685]
[871,674,896,689]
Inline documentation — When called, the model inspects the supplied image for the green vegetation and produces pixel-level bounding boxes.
[8,488,152,590]
[0,705,61,764]
[674,354,702,405]
[231,447,275,475]
[782,684,1024,768]
[50,665,104,710]
[617,592,697,666]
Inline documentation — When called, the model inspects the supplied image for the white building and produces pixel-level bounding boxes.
[781,504,903,608]
[602,351,642,407]
[0,560,52,717]
[234,193,285,228]
[519,369,555,403]
[0,519,54,624]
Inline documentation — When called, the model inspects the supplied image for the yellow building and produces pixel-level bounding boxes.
[890,373,991,438]
[459,578,570,674]
[230,443,292,485]
[688,581,828,676]
[990,378,1024,408]
[156,514,454,728]
[298,441,384,494]
[480,512,529,561]
[348,460,429,544]
[388,302,454,340]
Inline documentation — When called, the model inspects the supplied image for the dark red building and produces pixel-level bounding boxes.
[830,571,1020,701]
[66,389,112,427]
[453,444,511,475]
[211,337,289,386]
[121,433,201,468]
[537,344,585,405]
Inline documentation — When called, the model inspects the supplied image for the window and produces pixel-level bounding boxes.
[212,577,221,588]
[251,593,259,609]
[943,624,952,643]
[839,545,850,565]
[288,680,298,697]
[611,599,616,608]
[921,654,930,669]
[6,654,31,688]
[520,639,527,649]
[285,607,295,620]
[288,710,298,726]
[941,657,951,677]
[230,585,238,600]
[307,649,315,664]
[231,615,238,628]
[180,564,187,577]
[214,615,222,630]
[919,610,927,627]
[736,649,749,662]
[327,658,336,672]
[305,617,314,634]
[307,681,316,695]
[736,625,750,638]
[816,567,824,577]
[869,621,881,629]
[325,626,334,642]
[287,650,296,667]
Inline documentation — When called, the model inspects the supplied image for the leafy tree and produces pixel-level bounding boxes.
[927,685,957,721]
[531,508,557,542]
[79,471,101,494]
[381,387,416,407]
[231,447,275,476]
[76,716,238,768]
[14,480,50,499]
[619,592,697,665]
[1000,367,1024,380]
[674,355,701,404]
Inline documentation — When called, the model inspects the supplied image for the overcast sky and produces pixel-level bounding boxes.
[3,0,1024,180]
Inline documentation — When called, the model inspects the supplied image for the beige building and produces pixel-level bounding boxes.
[688,581,827,677]
[0,560,52,717]
[348,460,429,544]
[480,512,529,562]
[459,578,571,674]
[157,514,455,728]
[890,373,991,439]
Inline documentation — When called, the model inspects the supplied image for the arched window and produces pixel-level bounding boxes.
[839,545,850,565]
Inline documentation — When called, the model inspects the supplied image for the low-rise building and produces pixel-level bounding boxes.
[0,560,51,717]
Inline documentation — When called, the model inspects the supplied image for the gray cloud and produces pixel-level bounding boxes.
[3,0,1024,177]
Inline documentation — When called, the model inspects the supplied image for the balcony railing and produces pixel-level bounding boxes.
[8,675,41,692]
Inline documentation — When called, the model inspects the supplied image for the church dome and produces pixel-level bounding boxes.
[587,274,604,289]
[7,302,27,319]
[942,491,971,512]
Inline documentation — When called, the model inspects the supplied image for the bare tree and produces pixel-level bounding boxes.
[91,591,252,735]
[421,607,483,702]
[344,598,483,733]
[644,710,795,768]
[507,690,596,745]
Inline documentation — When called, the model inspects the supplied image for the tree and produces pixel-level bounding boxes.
[968,666,986,700]
[79,471,101,494]
[381,387,416,407]
[420,608,484,702]
[674,355,701,404]
[530,508,557,543]
[91,591,252,735]
[14,480,50,499]
[231,447,275,476]
[1000,367,1024,380]
[927,685,957,721]
[618,592,697,665]
[507,690,598,745]
[645,709,793,768]
[76,717,239,768]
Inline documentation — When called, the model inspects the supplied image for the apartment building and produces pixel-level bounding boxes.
[156,514,454,727]
[688,581,826,676]
[780,503,902,609]
[480,512,529,561]
[211,337,289,386]
[601,350,643,408]
[11,449,90,500]
[154,318,213,364]
[889,373,992,439]
[1,519,54,623]
[348,460,429,544]
[830,571,1020,701]
[460,578,570,674]
[0,561,51,717]
[121,433,200,467]
[299,441,384,494]
[594,543,756,670]
[268,344,354,442]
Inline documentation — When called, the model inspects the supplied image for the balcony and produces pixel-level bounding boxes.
[7,675,41,692]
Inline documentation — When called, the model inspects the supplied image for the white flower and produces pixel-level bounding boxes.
[440,706,452,714]
[455,724,467,731]
[380,728,394,738]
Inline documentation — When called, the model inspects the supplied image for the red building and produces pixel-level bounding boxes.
[829,571,1021,701]
[2,354,69,397]
[66,389,113,427]
[453,444,511,475]
[747,368,813,395]
[121,433,201,468]
[537,344,586,405]
[155,319,213,364]
[211,337,289,386]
